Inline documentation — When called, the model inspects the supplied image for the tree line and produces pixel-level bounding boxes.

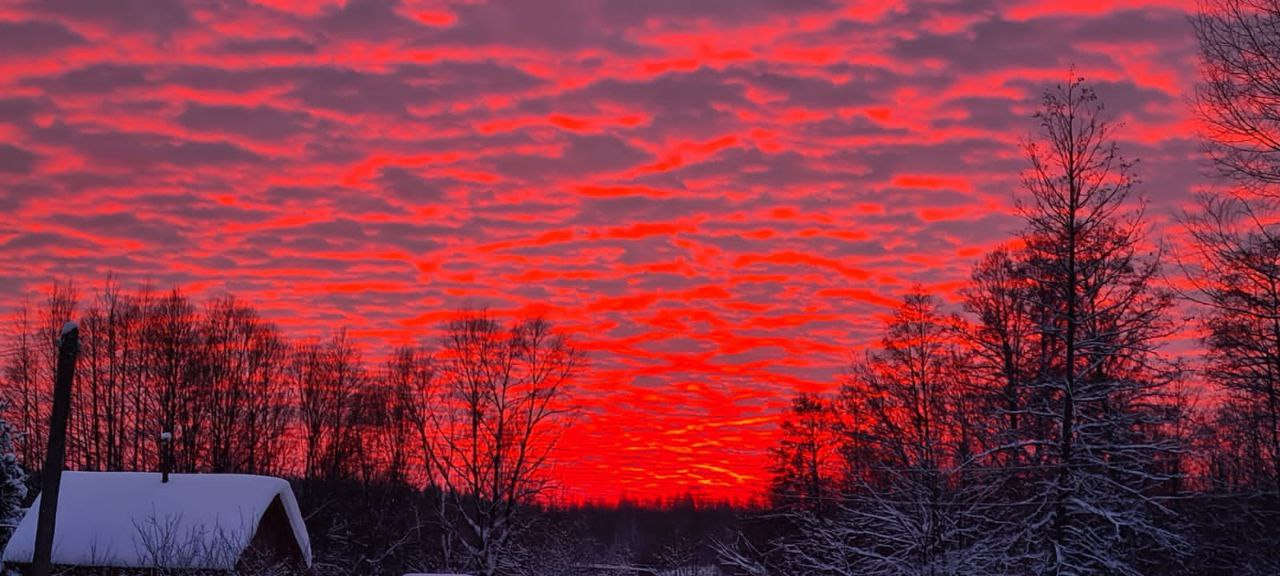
[0,286,746,576]
[0,282,579,576]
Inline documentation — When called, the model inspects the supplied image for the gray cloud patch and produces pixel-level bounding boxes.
[34,123,264,167]
[0,19,85,55]
[177,103,313,141]
[0,144,37,174]
[30,0,190,35]
[29,64,151,93]
[215,36,318,55]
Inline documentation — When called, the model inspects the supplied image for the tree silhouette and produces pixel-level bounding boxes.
[1194,0,1280,192]
[1012,73,1183,576]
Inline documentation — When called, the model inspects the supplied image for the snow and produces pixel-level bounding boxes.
[1,471,311,571]
[0,415,25,544]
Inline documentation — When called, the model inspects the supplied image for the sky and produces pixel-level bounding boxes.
[0,0,1211,502]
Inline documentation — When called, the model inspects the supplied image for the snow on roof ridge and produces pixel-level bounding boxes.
[1,471,311,570]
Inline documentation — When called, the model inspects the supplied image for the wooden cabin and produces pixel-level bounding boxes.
[1,471,311,574]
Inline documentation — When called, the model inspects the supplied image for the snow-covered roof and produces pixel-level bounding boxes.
[2,471,311,571]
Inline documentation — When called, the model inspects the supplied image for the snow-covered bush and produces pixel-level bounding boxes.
[0,405,28,548]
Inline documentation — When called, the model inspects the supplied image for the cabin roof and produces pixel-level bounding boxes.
[2,471,311,571]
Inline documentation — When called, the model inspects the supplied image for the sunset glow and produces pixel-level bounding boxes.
[0,0,1208,502]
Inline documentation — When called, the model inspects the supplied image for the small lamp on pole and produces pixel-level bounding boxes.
[159,430,172,483]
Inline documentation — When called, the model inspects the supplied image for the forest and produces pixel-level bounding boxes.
[6,2,1280,576]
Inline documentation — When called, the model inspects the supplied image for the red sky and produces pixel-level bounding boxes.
[0,0,1210,503]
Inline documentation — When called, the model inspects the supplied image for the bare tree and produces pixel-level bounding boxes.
[143,288,205,474]
[128,285,158,471]
[961,246,1042,466]
[742,292,1007,576]
[200,296,291,475]
[1011,73,1184,576]
[846,292,978,477]
[425,311,579,576]
[769,392,842,513]
[1194,0,1280,192]
[1182,194,1280,493]
[2,300,44,469]
[293,330,364,482]
[383,345,436,487]
[815,291,1001,576]
[0,282,79,472]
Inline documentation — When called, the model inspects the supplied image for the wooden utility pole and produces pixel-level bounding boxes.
[31,321,78,576]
